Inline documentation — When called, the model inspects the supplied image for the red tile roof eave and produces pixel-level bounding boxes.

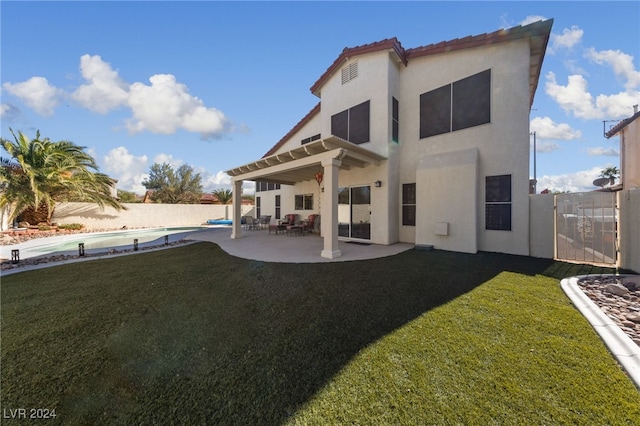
[605,111,640,138]
[310,38,407,96]
[262,102,321,158]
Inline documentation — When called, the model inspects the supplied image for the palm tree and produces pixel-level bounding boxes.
[600,166,620,186]
[0,129,124,225]
[211,188,233,204]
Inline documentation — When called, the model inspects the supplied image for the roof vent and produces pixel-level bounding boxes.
[341,62,358,85]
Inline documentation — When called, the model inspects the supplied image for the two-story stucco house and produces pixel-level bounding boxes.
[227,19,553,259]
[606,105,640,189]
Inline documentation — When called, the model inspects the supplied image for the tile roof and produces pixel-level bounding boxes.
[605,110,640,138]
[310,19,553,104]
[265,19,553,159]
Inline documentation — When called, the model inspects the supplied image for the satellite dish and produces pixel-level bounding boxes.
[593,177,609,187]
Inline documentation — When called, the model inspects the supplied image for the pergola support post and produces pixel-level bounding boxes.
[321,157,342,259]
[231,179,243,239]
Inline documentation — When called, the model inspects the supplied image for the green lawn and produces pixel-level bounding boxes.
[1,243,638,425]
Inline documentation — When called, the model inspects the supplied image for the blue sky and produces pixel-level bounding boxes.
[2,1,639,195]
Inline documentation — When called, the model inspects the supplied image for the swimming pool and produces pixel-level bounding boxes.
[1,226,209,260]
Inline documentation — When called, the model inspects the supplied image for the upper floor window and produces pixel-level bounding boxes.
[341,62,358,84]
[392,97,399,143]
[420,69,491,139]
[331,100,370,145]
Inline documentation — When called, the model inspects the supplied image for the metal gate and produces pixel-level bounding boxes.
[555,192,617,266]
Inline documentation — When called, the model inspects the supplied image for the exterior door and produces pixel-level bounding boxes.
[338,185,371,240]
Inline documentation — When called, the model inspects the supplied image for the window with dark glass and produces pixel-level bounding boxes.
[452,69,491,131]
[392,97,399,143]
[420,85,451,138]
[256,196,261,218]
[255,181,280,192]
[295,194,313,210]
[402,183,416,226]
[275,195,281,219]
[485,175,511,231]
[420,69,491,139]
[331,100,370,144]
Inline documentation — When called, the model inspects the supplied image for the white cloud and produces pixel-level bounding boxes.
[152,153,184,169]
[201,170,233,192]
[537,166,608,193]
[72,54,129,114]
[0,103,20,121]
[103,146,149,195]
[545,72,639,120]
[519,15,547,26]
[530,116,581,140]
[549,26,583,54]
[587,147,620,157]
[535,142,561,153]
[585,48,640,91]
[2,76,63,116]
[127,74,229,139]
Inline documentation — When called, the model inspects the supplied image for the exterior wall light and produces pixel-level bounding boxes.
[374,180,382,188]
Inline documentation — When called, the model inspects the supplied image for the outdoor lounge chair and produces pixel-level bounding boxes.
[302,214,319,234]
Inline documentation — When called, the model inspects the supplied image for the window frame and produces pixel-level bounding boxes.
[295,193,314,210]
[402,183,416,226]
[485,174,512,231]
[331,100,370,145]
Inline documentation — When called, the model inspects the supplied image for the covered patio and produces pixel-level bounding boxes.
[191,226,413,263]
[226,137,387,259]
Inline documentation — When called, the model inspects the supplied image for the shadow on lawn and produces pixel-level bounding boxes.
[1,244,617,425]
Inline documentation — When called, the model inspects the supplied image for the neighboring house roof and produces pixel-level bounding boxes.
[605,110,640,138]
[265,20,552,159]
[310,19,553,107]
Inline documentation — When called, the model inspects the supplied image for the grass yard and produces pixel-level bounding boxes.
[1,242,639,425]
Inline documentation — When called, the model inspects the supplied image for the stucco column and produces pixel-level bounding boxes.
[321,158,342,259]
[231,179,243,239]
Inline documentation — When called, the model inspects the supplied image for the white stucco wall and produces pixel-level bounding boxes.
[529,194,555,259]
[52,202,254,230]
[398,39,532,255]
[416,148,479,253]
[618,188,640,273]
[621,119,640,189]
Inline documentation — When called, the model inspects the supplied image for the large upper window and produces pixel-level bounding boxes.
[420,69,491,139]
[402,183,416,226]
[485,175,511,231]
[331,100,370,144]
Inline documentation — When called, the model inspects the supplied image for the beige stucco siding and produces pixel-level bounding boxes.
[397,39,532,255]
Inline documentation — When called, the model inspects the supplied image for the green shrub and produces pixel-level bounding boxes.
[57,223,84,230]
[37,225,52,231]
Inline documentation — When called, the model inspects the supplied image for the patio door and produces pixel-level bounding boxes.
[338,185,371,240]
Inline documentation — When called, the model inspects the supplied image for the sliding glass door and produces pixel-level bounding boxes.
[338,185,371,240]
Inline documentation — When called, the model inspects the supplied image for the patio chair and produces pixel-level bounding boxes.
[259,215,272,230]
[302,214,319,234]
[244,216,258,230]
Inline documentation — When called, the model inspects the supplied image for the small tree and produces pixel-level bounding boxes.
[117,189,141,203]
[212,188,233,204]
[599,166,620,185]
[142,163,203,204]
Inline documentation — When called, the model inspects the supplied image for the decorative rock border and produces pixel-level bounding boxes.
[561,275,640,390]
